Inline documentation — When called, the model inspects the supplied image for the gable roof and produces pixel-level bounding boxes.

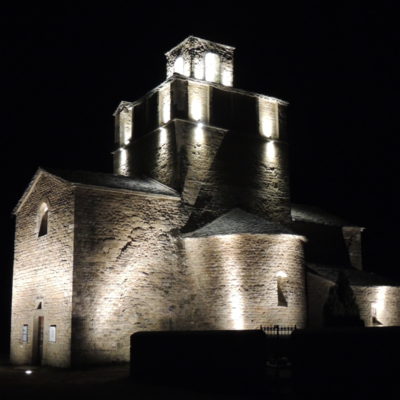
[183,208,302,238]
[13,168,179,214]
[308,263,400,287]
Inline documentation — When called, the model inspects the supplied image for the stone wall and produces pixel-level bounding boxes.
[306,272,400,327]
[129,122,179,191]
[353,285,400,326]
[183,234,307,330]
[10,172,74,367]
[115,75,290,223]
[129,119,290,226]
[71,185,187,364]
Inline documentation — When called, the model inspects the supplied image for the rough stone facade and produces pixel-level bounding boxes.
[71,185,186,364]
[10,168,305,366]
[184,234,306,330]
[120,77,290,225]
[352,286,400,326]
[10,37,400,367]
[11,172,74,367]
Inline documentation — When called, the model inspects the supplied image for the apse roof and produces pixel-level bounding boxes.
[308,264,399,287]
[184,208,301,238]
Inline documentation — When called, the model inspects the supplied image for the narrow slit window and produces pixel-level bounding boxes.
[22,324,29,343]
[38,203,49,237]
[49,325,57,343]
[277,271,288,307]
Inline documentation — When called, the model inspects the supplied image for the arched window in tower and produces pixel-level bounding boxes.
[205,52,220,83]
[38,203,49,237]
[174,56,184,75]
[193,55,205,80]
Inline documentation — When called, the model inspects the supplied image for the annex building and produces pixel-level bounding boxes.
[10,37,400,367]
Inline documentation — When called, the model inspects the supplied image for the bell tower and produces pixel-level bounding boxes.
[165,36,235,87]
[113,37,290,224]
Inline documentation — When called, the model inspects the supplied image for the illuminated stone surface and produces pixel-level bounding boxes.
[184,232,306,330]
[11,172,74,367]
[10,37,400,367]
[165,36,234,87]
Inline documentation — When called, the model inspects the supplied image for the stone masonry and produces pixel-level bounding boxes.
[71,183,185,364]
[11,171,74,367]
[10,37,400,366]
[184,233,307,330]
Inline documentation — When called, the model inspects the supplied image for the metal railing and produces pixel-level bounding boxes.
[261,325,297,336]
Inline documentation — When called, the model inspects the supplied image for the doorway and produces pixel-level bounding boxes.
[32,316,44,365]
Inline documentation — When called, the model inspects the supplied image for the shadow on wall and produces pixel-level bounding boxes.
[292,222,352,267]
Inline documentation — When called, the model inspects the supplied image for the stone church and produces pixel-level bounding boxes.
[10,37,400,367]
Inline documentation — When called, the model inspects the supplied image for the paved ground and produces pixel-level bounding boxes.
[0,358,296,400]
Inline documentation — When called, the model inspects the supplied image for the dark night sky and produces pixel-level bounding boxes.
[1,3,399,350]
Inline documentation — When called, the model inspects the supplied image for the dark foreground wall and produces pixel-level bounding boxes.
[130,330,266,386]
[291,327,400,395]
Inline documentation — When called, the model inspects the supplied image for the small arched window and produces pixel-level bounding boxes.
[38,203,49,237]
